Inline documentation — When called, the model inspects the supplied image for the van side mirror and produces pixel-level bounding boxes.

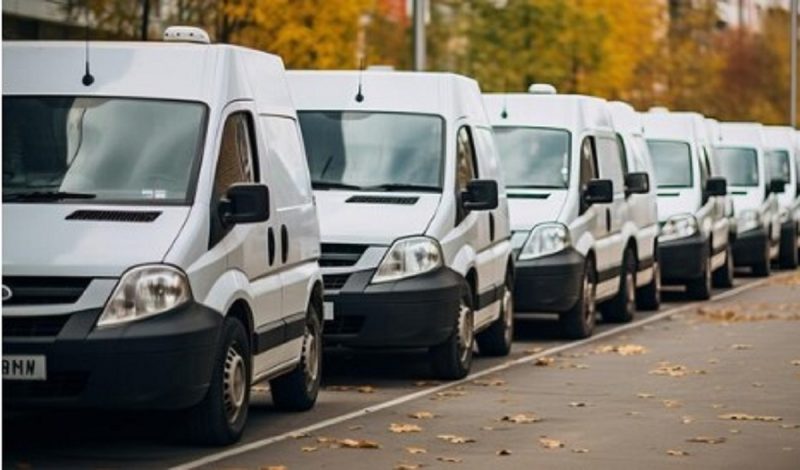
[625,172,650,195]
[769,178,787,194]
[221,183,270,225]
[462,179,498,211]
[584,179,613,205]
[706,177,727,197]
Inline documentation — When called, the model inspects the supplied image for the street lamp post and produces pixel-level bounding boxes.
[413,0,426,71]
[792,0,797,128]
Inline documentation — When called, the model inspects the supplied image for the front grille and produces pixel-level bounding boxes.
[2,277,91,306]
[346,195,419,205]
[320,244,368,267]
[323,274,351,291]
[4,371,89,399]
[66,210,161,222]
[325,316,365,335]
[3,315,70,337]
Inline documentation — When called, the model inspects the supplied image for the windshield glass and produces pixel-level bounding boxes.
[3,96,206,203]
[297,111,444,191]
[715,147,759,186]
[492,127,570,189]
[766,149,791,183]
[646,140,692,188]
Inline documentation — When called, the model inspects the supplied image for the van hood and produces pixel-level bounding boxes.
[655,188,698,222]
[507,190,567,231]
[314,191,441,245]
[2,204,190,277]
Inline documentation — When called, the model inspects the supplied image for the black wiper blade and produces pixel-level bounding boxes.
[363,183,441,192]
[311,181,364,191]
[3,191,97,202]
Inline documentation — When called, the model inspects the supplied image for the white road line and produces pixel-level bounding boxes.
[170,275,778,470]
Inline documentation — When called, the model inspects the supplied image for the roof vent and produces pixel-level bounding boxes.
[163,26,210,44]
[528,83,557,95]
[346,195,419,205]
[649,106,670,113]
[66,210,161,223]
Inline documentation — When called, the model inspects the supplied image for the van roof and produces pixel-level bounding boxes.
[608,101,644,136]
[2,41,296,117]
[642,111,707,144]
[286,70,488,125]
[717,122,765,149]
[483,93,613,132]
[763,125,796,151]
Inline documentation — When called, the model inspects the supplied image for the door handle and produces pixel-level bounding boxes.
[605,208,612,232]
[489,213,495,242]
[267,227,276,266]
[280,225,289,264]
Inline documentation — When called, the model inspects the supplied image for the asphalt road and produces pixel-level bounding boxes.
[4,271,799,469]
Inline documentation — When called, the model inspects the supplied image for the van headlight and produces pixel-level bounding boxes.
[519,223,571,260]
[372,236,443,284]
[660,214,698,242]
[737,209,762,234]
[98,265,192,328]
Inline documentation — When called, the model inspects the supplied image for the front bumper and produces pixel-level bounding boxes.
[659,234,708,284]
[324,267,463,348]
[513,248,584,313]
[732,226,768,266]
[3,302,222,410]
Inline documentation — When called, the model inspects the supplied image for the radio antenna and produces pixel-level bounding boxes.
[82,8,95,87]
[355,57,365,103]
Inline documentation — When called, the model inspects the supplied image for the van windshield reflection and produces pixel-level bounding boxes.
[493,127,570,189]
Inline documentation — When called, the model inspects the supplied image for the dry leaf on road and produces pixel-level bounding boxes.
[719,413,782,422]
[502,413,542,424]
[637,393,655,399]
[687,436,727,444]
[731,344,753,350]
[569,401,589,408]
[390,423,422,433]
[571,448,589,454]
[649,362,692,377]
[780,424,800,429]
[262,466,288,470]
[791,360,800,366]
[300,446,317,452]
[663,400,682,409]
[681,416,694,424]
[473,378,506,387]
[534,357,555,367]
[539,438,565,449]
[435,391,467,398]
[437,434,475,444]
[667,449,689,456]
[436,457,463,463]
[394,464,421,470]
[357,386,377,394]
[525,347,544,354]
[408,411,436,420]
[339,439,381,449]
[497,449,512,456]
[406,447,427,455]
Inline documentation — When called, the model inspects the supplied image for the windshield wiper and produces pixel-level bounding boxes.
[312,181,365,191]
[507,184,563,190]
[3,191,97,202]
[362,183,441,192]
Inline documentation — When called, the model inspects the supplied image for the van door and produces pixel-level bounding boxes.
[575,136,606,280]
[594,135,627,299]
[699,146,728,266]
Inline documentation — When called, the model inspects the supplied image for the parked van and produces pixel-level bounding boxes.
[287,71,514,379]
[483,86,650,340]
[608,102,661,310]
[642,111,732,299]
[2,30,324,445]
[715,123,782,276]
[705,118,738,245]
[763,126,799,268]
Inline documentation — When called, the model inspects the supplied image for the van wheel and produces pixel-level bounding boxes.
[687,253,712,300]
[476,274,513,357]
[712,244,735,288]
[752,239,771,277]
[636,259,661,311]
[430,284,474,380]
[271,305,322,411]
[779,224,798,269]
[560,257,596,339]
[184,317,250,446]
[602,249,636,323]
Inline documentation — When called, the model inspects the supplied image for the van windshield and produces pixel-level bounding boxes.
[766,149,791,183]
[715,147,759,187]
[3,96,206,204]
[492,127,570,189]
[297,111,444,191]
[646,140,693,188]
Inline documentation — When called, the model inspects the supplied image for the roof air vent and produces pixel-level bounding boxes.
[163,26,210,44]
[528,83,557,95]
[649,106,670,114]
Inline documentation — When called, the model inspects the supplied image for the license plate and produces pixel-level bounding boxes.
[323,301,334,321]
[3,355,47,381]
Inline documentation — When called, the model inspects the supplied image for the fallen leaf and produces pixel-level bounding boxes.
[473,378,506,387]
[291,432,310,439]
[394,465,421,470]
[357,385,377,394]
[261,466,288,470]
[437,434,475,444]
[663,399,682,409]
[436,457,462,463]
[496,449,512,456]
[571,448,590,454]
[711,403,725,409]
[316,436,337,444]
[525,347,544,354]
[301,446,318,452]
[681,416,694,424]
[408,411,436,420]
[569,401,589,408]
[731,344,753,350]
[667,449,689,456]
[390,423,422,433]
[595,344,648,356]
[752,382,765,388]
[780,424,800,429]
[637,393,655,399]
[626,411,642,416]
[435,391,467,398]
[339,438,381,449]
[729,429,740,434]
[534,357,555,367]
[791,360,800,366]
[649,362,690,377]
[539,437,565,449]
[501,413,541,424]
[687,436,727,444]
[719,413,782,422]
[406,447,427,455]
[708,358,719,364]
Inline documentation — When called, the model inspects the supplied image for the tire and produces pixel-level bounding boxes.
[636,258,661,311]
[559,257,597,339]
[779,224,799,269]
[476,272,514,357]
[687,251,712,300]
[712,244,735,288]
[602,249,636,323]
[430,283,475,380]
[270,305,323,411]
[184,317,251,446]
[752,239,771,277]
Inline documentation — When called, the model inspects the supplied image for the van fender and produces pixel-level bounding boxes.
[198,268,254,318]
[572,230,595,259]
[447,243,477,280]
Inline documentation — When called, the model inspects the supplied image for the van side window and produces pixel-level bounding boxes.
[260,116,313,205]
[615,134,629,174]
[214,113,257,200]
[579,137,598,214]
[699,146,711,203]
[596,136,625,194]
[456,126,478,193]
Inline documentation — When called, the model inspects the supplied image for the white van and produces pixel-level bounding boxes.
[763,126,800,268]
[287,71,514,379]
[2,32,323,445]
[715,123,782,276]
[642,111,732,298]
[483,86,649,339]
[608,102,661,310]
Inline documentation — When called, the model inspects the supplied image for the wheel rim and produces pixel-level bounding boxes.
[457,299,474,365]
[223,344,246,424]
[303,321,321,388]
[583,269,596,329]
